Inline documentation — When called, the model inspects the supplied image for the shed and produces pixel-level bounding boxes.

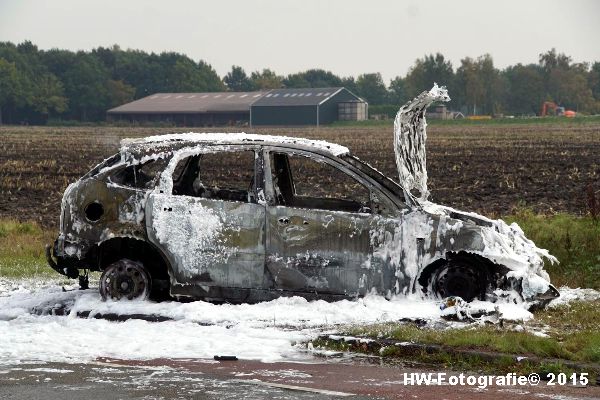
[250,87,367,126]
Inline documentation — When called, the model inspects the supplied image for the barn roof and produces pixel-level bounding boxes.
[107,92,266,114]
[107,87,366,114]
[251,87,346,107]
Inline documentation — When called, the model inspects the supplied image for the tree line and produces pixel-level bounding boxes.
[1,41,599,124]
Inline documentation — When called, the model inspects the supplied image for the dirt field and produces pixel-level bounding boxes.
[0,123,599,227]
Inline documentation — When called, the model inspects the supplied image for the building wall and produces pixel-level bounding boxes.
[338,102,367,121]
[250,89,365,126]
[250,105,317,126]
[317,89,362,124]
[107,112,249,127]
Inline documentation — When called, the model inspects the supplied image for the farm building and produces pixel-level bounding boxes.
[107,87,367,127]
[250,87,366,126]
[106,92,264,126]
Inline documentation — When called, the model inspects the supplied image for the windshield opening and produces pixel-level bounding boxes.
[342,155,412,202]
[82,153,122,179]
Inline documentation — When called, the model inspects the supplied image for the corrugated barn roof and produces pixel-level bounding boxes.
[107,87,364,115]
[107,92,266,114]
[251,87,344,107]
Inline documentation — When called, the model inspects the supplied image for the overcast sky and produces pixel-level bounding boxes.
[1,0,598,82]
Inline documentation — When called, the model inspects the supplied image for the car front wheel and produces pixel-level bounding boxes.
[99,259,151,301]
[429,260,486,302]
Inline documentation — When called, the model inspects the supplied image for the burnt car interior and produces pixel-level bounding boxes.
[109,160,164,189]
[269,152,371,213]
[172,150,256,203]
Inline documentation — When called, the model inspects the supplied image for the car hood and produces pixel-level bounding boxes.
[418,200,558,300]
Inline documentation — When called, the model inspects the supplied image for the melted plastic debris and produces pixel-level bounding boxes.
[393,83,450,201]
[548,287,600,307]
[122,132,350,157]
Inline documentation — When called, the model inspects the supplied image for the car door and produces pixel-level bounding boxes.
[263,148,376,296]
[146,146,266,291]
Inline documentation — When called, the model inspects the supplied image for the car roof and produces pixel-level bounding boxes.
[120,132,350,160]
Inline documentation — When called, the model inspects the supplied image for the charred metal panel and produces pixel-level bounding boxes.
[147,194,266,289]
[266,206,371,295]
[58,178,149,260]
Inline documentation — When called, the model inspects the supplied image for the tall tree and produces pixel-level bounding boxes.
[283,69,343,88]
[30,73,68,120]
[61,53,110,120]
[404,53,455,98]
[589,62,600,113]
[590,62,600,99]
[0,59,22,124]
[355,73,387,105]
[194,60,225,92]
[455,57,483,115]
[503,64,545,115]
[538,49,596,112]
[106,79,135,108]
[388,76,408,105]
[455,55,503,115]
[250,69,283,89]
[341,76,358,95]
[224,66,254,91]
[478,54,505,115]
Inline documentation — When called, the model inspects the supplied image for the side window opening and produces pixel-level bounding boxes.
[172,150,256,203]
[84,153,122,179]
[270,152,371,213]
[109,159,164,189]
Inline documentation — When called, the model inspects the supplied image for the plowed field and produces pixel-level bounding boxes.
[1,123,599,227]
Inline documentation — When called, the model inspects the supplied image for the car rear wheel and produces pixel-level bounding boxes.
[429,260,486,302]
[100,259,151,301]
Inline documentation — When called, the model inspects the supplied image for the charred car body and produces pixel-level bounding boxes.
[47,89,559,307]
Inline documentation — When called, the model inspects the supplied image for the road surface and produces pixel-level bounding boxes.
[1,357,599,399]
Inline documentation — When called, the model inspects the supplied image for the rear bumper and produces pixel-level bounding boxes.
[45,238,88,279]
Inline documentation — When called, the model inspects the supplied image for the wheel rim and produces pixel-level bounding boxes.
[100,260,150,301]
[432,263,482,301]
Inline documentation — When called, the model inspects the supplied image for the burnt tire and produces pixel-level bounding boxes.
[100,259,151,301]
[428,260,486,302]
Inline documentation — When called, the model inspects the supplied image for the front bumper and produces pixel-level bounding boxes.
[528,283,560,310]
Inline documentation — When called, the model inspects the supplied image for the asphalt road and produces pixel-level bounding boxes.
[1,358,599,400]
[0,360,360,400]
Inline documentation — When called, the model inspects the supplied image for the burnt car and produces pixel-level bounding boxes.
[46,130,558,307]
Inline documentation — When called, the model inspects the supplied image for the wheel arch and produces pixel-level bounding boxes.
[95,237,172,282]
[416,251,509,297]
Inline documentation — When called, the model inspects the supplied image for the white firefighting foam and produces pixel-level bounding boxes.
[0,278,552,365]
[391,85,557,301]
[394,83,449,201]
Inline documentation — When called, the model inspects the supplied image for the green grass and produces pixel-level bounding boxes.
[0,219,56,278]
[504,210,600,289]
[313,300,600,376]
[345,301,600,363]
[536,301,600,362]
